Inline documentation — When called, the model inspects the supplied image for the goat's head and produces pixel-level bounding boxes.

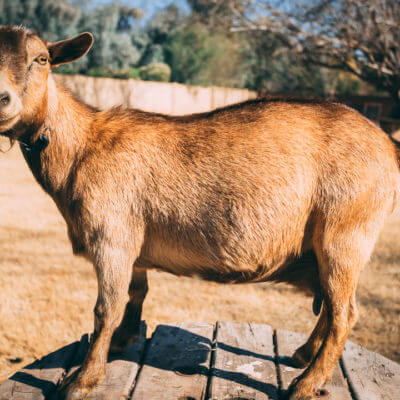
[0,26,93,138]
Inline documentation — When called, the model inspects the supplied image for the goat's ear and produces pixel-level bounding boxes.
[47,32,94,69]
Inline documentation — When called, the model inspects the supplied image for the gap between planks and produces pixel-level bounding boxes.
[203,321,219,400]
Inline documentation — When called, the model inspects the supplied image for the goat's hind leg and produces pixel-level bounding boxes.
[274,250,326,369]
[287,226,376,399]
[291,305,327,368]
[110,268,148,353]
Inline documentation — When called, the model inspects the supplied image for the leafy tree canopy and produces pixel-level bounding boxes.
[0,0,383,99]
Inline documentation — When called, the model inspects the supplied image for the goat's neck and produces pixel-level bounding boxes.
[21,74,94,196]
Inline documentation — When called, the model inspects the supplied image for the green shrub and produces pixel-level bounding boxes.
[111,70,130,79]
[127,68,141,80]
[55,65,77,75]
[85,67,142,80]
[86,67,114,78]
[139,63,171,82]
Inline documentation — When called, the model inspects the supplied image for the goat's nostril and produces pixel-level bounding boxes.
[0,91,11,107]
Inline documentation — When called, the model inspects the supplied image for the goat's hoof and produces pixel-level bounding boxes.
[61,377,102,400]
[286,378,329,400]
[58,368,103,400]
[285,378,314,400]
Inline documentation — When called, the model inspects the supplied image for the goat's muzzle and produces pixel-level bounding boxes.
[0,78,23,134]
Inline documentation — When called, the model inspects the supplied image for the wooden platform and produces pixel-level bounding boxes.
[0,322,399,400]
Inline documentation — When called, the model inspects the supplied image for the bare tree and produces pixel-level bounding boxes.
[187,0,250,28]
[242,0,400,104]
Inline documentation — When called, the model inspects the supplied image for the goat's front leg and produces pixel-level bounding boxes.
[63,247,134,400]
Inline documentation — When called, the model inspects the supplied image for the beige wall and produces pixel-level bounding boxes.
[54,74,257,115]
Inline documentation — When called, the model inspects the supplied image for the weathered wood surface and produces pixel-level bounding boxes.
[132,322,214,400]
[341,340,400,400]
[209,322,278,400]
[0,340,79,400]
[0,321,399,400]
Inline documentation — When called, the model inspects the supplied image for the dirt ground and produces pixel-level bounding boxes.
[0,143,399,383]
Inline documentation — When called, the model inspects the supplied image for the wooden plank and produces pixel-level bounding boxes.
[209,321,278,400]
[275,330,352,400]
[0,340,79,400]
[131,322,214,400]
[341,340,400,400]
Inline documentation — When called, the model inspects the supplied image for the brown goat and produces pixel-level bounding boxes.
[1,26,399,400]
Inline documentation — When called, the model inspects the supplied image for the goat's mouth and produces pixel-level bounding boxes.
[0,114,21,134]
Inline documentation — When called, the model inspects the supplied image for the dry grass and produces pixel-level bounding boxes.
[0,142,399,383]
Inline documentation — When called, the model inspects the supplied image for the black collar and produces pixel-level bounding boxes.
[20,129,50,153]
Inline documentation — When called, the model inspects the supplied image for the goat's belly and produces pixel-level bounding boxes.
[138,208,313,283]
[137,240,290,284]
[136,256,273,283]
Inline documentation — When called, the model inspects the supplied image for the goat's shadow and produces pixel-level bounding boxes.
[4,324,297,399]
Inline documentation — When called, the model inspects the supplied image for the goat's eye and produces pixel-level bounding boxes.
[36,56,48,65]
